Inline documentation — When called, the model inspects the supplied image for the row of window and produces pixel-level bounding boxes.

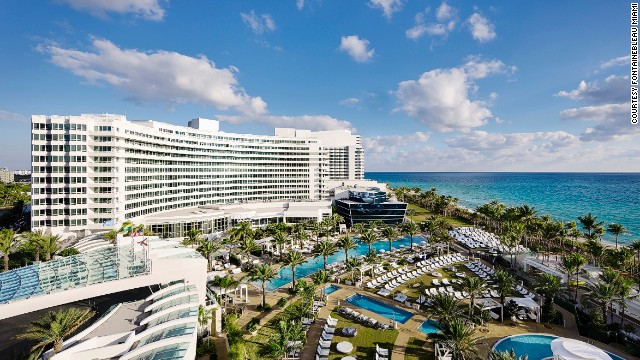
[32,176,87,184]
[32,208,87,216]
[32,198,88,205]
[94,126,112,131]
[33,145,88,152]
[33,166,87,173]
[32,123,87,131]
[32,134,87,141]
[33,155,86,163]
[31,187,86,195]
[124,181,310,192]
[33,219,87,227]
[124,183,311,201]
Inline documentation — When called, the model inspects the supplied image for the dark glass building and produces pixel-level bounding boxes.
[334,188,407,226]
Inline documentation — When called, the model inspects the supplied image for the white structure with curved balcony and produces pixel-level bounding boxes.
[30,114,364,236]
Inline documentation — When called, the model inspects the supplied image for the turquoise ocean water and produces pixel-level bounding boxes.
[366,172,640,245]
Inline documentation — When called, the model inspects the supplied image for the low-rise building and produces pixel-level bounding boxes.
[333,187,407,227]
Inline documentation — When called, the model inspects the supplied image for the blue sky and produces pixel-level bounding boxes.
[0,0,637,171]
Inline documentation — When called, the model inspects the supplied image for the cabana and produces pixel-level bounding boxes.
[523,257,566,282]
[505,296,541,323]
[475,297,503,321]
[550,337,612,360]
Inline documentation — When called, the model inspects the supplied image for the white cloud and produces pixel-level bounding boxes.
[560,103,637,142]
[446,130,579,153]
[369,0,404,19]
[467,13,496,43]
[395,58,511,132]
[406,5,457,41]
[556,75,628,104]
[601,55,630,69]
[560,103,628,122]
[339,35,375,63]
[436,2,455,22]
[362,132,431,155]
[0,110,28,123]
[215,114,354,131]
[57,0,166,21]
[296,0,305,10]
[339,98,360,106]
[41,38,267,114]
[241,10,276,34]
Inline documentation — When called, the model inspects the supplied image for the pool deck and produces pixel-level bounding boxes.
[299,282,631,360]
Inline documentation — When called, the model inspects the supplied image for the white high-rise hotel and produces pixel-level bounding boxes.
[31,114,364,235]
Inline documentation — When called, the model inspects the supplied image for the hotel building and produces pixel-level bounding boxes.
[30,114,364,237]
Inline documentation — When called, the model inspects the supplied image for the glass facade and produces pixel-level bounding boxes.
[335,190,407,226]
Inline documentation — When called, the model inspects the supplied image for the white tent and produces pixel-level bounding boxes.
[550,338,612,360]
[506,296,541,323]
[475,297,503,320]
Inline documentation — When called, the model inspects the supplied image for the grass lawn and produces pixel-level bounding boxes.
[406,203,473,228]
[243,314,280,360]
[404,338,432,360]
[328,312,398,360]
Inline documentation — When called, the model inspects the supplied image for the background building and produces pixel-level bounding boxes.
[30,115,361,237]
[0,167,13,183]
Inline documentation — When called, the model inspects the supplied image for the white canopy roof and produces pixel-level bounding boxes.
[506,297,540,309]
[550,338,612,360]
[476,298,502,310]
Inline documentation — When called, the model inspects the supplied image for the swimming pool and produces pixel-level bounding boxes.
[418,319,441,335]
[492,334,626,360]
[324,284,340,295]
[264,235,424,290]
[345,293,414,324]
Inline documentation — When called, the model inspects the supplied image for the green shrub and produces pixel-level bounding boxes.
[229,253,241,266]
[276,297,288,308]
[59,248,80,257]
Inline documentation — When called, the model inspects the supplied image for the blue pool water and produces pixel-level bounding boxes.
[324,284,340,295]
[265,235,424,290]
[345,293,414,324]
[418,320,441,335]
[492,334,626,360]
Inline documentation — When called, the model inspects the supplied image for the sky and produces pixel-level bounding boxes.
[0,0,638,172]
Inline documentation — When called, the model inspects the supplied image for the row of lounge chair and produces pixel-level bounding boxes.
[337,307,390,330]
[366,253,466,292]
[315,315,340,360]
[375,344,389,360]
[449,227,500,249]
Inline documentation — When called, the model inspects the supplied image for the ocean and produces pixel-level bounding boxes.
[366,172,640,245]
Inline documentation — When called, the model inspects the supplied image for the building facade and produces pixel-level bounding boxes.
[275,128,364,180]
[0,167,13,183]
[334,187,407,227]
[30,115,361,236]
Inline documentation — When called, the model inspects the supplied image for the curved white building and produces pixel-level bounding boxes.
[31,114,363,236]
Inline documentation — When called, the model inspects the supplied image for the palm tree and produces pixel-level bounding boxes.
[352,223,367,237]
[248,264,277,308]
[272,232,289,262]
[267,320,305,360]
[42,235,60,261]
[429,317,480,360]
[535,273,562,304]
[283,250,305,290]
[578,213,604,238]
[313,240,337,271]
[630,240,640,274]
[381,225,399,252]
[198,304,214,338]
[198,241,222,271]
[586,282,619,324]
[360,230,378,254]
[184,228,203,248]
[0,228,16,271]
[401,220,419,249]
[103,230,117,243]
[230,221,253,243]
[406,208,417,221]
[338,235,358,262]
[311,270,331,286]
[119,220,134,234]
[238,237,260,256]
[345,257,362,284]
[561,253,587,302]
[607,223,628,249]
[494,270,516,322]
[21,230,46,262]
[461,277,486,317]
[428,293,461,323]
[306,219,322,244]
[490,350,526,360]
[615,276,633,327]
[15,307,95,354]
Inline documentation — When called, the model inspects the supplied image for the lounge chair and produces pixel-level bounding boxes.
[326,315,338,327]
[323,325,335,334]
[321,331,334,341]
[377,344,389,356]
[316,346,329,357]
[318,340,331,348]
[316,355,328,360]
